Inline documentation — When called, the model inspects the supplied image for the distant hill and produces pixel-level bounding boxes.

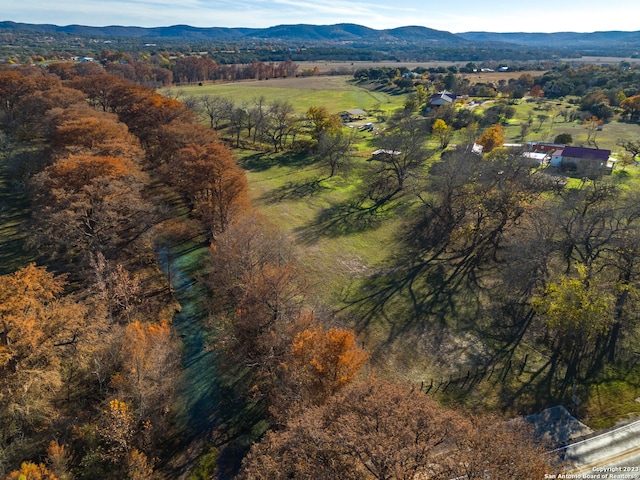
[457,30,640,48]
[0,21,251,39]
[2,20,640,55]
[0,21,465,44]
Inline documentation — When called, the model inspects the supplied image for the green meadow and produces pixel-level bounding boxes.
[166,76,405,114]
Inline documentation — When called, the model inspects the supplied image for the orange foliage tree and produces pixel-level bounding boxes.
[0,70,37,126]
[172,143,249,239]
[289,325,368,405]
[207,214,312,406]
[0,264,87,458]
[30,151,156,262]
[114,320,180,436]
[240,378,558,480]
[47,106,143,160]
[7,461,59,480]
[621,94,640,121]
[476,123,504,154]
[42,155,139,192]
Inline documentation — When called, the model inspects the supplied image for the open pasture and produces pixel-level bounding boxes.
[169,75,404,114]
[459,69,544,83]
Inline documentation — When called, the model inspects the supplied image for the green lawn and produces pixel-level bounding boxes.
[240,149,400,304]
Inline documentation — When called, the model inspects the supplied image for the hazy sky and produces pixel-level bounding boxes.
[2,0,638,33]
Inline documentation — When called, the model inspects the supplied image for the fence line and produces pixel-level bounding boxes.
[419,355,529,394]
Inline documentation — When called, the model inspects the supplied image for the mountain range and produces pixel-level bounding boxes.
[2,20,640,49]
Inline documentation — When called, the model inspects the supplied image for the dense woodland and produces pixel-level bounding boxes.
[2,54,640,479]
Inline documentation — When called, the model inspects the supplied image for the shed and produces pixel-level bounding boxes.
[340,109,367,121]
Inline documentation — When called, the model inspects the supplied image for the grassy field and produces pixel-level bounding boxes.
[174,75,418,309]
[167,75,405,115]
[238,148,400,303]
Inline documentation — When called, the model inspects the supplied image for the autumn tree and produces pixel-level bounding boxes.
[240,379,556,479]
[207,214,310,401]
[530,84,544,98]
[30,154,156,263]
[445,414,553,479]
[68,73,129,113]
[46,106,143,161]
[0,70,37,127]
[532,265,615,389]
[7,461,59,480]
[432,118,453,149]
[71,76,193,161]
[152,119,220,165]
[91,252,142,323]
[114,319,180,438]
[173,56,217,83]
[12,86,86,142]
[0,265,87,466]
[286,325,368,407]
[170,142,249,239]
[620,94,640,121]
[306,105,342,141]
[120,90,194,157]
[476,123,504,154]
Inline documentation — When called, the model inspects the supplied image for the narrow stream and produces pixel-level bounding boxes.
[157,242,219,437]
[158,241,261,478]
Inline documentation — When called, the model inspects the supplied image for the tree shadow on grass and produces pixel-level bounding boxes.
[296,200,386,242]
[239,150,319,172]
[260,176,327,204]
[237,152,280,172]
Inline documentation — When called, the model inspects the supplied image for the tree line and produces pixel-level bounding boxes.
[0,63,250,478]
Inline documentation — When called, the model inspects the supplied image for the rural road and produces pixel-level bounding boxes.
[557,419,640,478]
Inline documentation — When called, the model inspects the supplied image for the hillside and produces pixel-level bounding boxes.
[4,20,640,61]
[0,20,464,44]
[458,30,640,48]
[1,20,638,49]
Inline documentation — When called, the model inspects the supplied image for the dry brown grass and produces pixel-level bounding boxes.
[459,70,546,83]
[296,60,467,74]
[216,75,354,90]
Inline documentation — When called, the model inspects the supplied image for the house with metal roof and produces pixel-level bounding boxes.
[550,146,612,175]
[429,91,457,107]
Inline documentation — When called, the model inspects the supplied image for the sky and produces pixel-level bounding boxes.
[1,0,639,34]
